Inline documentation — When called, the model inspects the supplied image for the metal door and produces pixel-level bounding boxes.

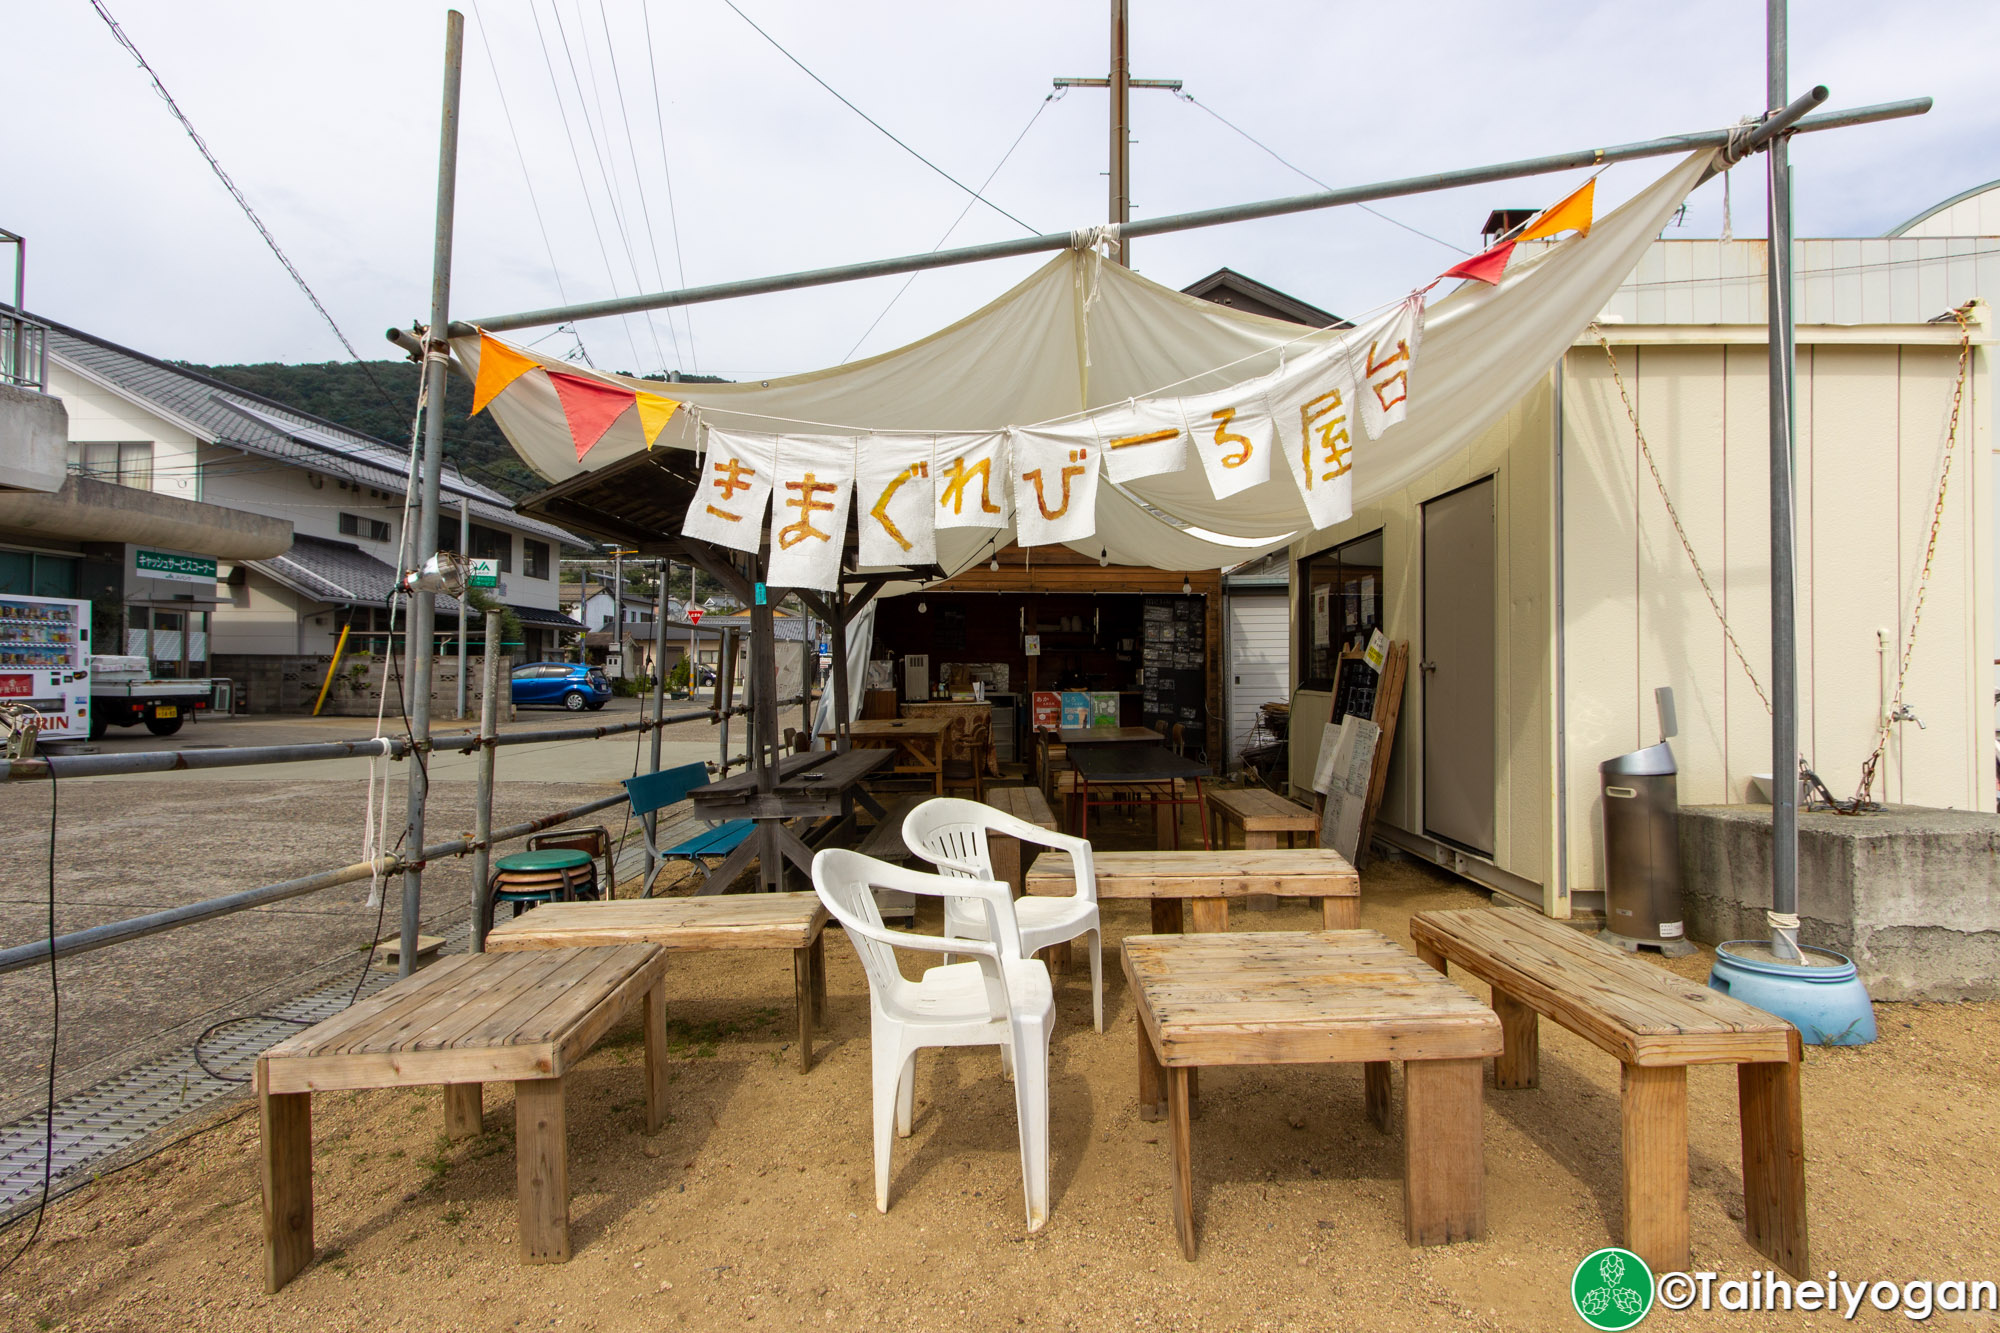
[1226,594,1289,767]
[1421,477,1496,855]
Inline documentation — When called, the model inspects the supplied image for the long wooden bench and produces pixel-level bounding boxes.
[1207,786,1319,911]
[1408,908,1806,1278]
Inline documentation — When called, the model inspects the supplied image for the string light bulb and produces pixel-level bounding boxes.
[1098,547,1109,567]
[1182,576,1192,595]
[918,601,927,614]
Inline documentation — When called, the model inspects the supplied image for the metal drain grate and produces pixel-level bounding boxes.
[0,920,472,1220]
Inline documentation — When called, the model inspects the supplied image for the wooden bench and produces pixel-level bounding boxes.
[1026,848,1359,933]
[257,945,668,1291]
[1408,908,1807,1278]
[487,895,829,1072]
[854,792,932,862]
[1207,786,1319,911]
[983,785,1059,895]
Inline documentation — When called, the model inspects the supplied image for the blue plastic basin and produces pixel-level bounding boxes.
[1708,941,1877,1046]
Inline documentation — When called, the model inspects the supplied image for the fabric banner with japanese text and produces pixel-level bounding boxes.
[682,430,775,554]
[766,434,857,590]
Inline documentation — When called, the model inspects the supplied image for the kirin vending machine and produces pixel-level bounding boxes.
[0,593,91,741]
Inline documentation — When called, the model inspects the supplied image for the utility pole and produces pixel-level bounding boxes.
[609,546,627,679]
[1054,0,1181,267]
[399,8,463,978]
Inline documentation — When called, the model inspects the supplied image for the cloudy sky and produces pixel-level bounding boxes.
[8,1,1994,380]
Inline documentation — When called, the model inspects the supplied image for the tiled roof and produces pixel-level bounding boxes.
[251,534,461,613]
[22,308,584,548]
[509,603,585,630]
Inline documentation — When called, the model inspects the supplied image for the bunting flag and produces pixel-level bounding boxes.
[1441,241,1515,287]
[1270,347,1358,530]
[634,392,681,448]
[682,430,775,553]
[1353,295,1425,440]
[767,435,857,591]
[1517,177,1596,241]
[470,333,539,415]
[856,436,937,567]
[1179,380,1275,499]
[932,432,1012,530]
[1010,427,1103,547]
[1090,399,1192,484]
[547,370,638,461]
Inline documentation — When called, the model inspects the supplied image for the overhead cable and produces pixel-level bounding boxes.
[640,3,700,375]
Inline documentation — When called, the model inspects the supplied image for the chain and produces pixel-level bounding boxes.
[1589,326,1773,715]
[1851,304,1974,804]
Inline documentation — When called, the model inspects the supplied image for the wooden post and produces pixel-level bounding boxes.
[1620,1063,1689,1274]
[1738,1032,1809,1277]
[443,1083,483,1139]
[1168,1065,1196,1260]
[810,932,828,1024]
[1402,1057,1485,1245]
[1364,1062,1393,1133]
[829,588,851,752]
[258,1083,314,1294]
[515,1076,570,1263]
[643,982,670,1133]
[1150,898,1184,934]
[1491,989,1541,1090]
[1320,895,1360,929]
[793,946,816,1073]
[1136,1023,1166,1122]
[1187,897,1229,933]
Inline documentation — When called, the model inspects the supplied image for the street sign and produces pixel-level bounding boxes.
[687,607,704,626]
[467,557,500,589]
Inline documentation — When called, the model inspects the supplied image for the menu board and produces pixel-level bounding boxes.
[1059,691,1092,729]
[1031,691,1062,733]
[1141,595,1205,749]
[1089,691,1119,726]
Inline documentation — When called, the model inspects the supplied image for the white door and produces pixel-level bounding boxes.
[1226,593,1290,769]
[1422,477,1497,855]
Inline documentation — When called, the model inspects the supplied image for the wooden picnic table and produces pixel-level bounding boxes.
[486,894,830,1071]
[1123,929,1501,1259]
[688,747,894,891]
[256,945,668,1291]
[1027,848,1359,933]
[828,716,954,796]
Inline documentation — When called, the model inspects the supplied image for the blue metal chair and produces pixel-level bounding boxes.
[623,762,756,896]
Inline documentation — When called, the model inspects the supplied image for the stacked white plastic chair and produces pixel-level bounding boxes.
[902,797,1104,1033]
[810,848,1054,1230]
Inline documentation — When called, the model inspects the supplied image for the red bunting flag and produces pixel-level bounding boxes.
[1441,240,1516,287]
[547,370,637,461]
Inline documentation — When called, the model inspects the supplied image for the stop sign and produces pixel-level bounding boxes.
[686,606,704,625]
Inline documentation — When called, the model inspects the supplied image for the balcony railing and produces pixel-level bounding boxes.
[1,311,46,393]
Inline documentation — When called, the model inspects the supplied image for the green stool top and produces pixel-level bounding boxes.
[494,849,593,873]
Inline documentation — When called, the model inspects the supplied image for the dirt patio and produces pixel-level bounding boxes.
[2,855,1993,1333]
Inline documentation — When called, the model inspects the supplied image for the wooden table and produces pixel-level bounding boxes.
[1123,930,1502,1258]
[487,894,830,1072]
[901,700,1001,777]
[1028,848,1358,934]
[830,716,954,796]
[690,748,894,891]
[257,945,668,1291]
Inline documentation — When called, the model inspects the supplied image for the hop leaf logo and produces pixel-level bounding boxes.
[1570,1247,1653,1330]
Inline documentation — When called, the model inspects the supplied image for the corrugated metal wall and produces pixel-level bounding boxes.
[1224,591,1290,768]
[1599,239,2000,327]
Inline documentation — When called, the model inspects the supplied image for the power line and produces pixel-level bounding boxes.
[469,0,594,368]
[1175,90,1472,257]
[843,91,1060,364]
[85,0,405,408]
[640,3,700,375]
[595,0,684,373]
[717,0,1039,235]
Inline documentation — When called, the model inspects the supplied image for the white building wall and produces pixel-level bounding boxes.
[211,566,315,656]
[45,363,203,505]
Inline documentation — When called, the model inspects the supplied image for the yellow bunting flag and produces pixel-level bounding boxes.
[1517,177,1595,242]
[634,392,681,449]
[469,333,540,416]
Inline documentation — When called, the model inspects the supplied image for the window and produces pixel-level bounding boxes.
[338,511,391,542]
[1296,530,1385,692]
[0,549,80,598]
[468,524,512,572]
[66,440,153,490]
[523,539,551,580]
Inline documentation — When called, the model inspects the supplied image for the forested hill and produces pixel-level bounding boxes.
[183,359,726,500]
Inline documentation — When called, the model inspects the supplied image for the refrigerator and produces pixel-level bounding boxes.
[0,594,91,741]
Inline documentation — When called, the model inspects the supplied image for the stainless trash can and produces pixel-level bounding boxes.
[1599,687,1696,956]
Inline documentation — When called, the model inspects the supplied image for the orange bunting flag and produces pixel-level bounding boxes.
[634,392,681,449]
[1441,240,1516,286]
[469,333,539,416]
[547,370,638,461]
[1516,177,1595,242]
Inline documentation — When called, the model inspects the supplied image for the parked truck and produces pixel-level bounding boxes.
[90,655,213,738]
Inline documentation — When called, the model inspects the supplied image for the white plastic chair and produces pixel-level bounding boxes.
[902,797,1104,1033]
[810,848,1055,1231]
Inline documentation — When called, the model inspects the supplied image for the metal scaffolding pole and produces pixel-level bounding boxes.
[470,608,500,952]
[1766,0,1803,961]
[399,8,464,978]
[442,97,1927,337]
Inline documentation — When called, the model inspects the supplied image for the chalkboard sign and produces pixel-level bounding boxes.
[1140,595,1205,750]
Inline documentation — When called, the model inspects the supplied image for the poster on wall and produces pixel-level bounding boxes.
[1090,692,1119,727]
[1060,691,1092,729]
[1032,691,1062,732]
[1314,586,1331,647]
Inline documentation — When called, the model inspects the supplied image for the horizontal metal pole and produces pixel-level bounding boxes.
[0,791,637,975]
[445,706,720,754]
[2,736,405,781]
[445,95,1929,336]
[1746,84,1830,153]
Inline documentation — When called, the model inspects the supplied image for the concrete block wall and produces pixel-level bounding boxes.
[211,652,511,720]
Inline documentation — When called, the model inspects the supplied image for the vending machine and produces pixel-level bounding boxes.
[0,593,91,741]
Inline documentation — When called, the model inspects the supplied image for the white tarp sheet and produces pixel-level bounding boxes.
[455,151,1711,578]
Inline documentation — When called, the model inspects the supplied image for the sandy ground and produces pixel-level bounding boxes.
[3,854,1995,1333]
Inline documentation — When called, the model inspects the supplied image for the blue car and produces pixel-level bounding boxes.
[509,661,612,711]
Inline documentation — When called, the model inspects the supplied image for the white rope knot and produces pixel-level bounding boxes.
[1766,911,1801,931]
[1069,223,1121,255]
[1717,114,1761,167]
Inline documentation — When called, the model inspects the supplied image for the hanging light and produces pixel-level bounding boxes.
[1182,576,1192,595]
[1098,547,1109,567]
[989,555,1000,572]
[918,601,928,614]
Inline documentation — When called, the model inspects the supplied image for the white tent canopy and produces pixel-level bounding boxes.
[458,150,1712,577]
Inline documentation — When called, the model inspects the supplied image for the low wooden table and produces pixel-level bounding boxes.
[1025,848,1359,934]
[256,945,668,1291]
[487,894,830,1072]
[1123,930,1502,1259]
[833,717,954,796]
